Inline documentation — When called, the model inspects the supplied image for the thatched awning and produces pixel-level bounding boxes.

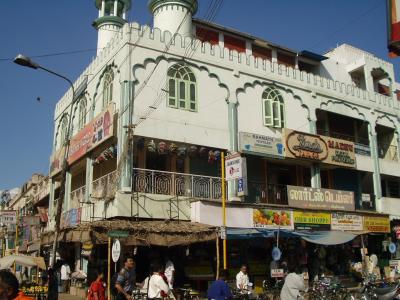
[41,220,217,247]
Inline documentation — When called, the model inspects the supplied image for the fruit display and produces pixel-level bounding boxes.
[253,209,292,227]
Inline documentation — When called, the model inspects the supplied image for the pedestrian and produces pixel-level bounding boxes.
[235,265,249,291]
[280,265,307,300]
[207,269,232,300]
[0,269,19,300]
[148,262,169,299]
[47,268,59,300]
[60,262,71,293]
[88,270,106,300]
[115,254,136,300]
[164,256,175,289]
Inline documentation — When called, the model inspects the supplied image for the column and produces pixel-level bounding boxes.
[113,0,118,16]
[101,0,105,16]
[119,81,133,190]
[74,243,81,271]
[364,66,374,95]
[49,178,56,221]
[369,123,382,210]
[227,101,240,201]
[309,117,321,188]
[64,171,72,211]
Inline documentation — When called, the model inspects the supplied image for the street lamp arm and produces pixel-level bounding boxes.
[37,65,75,97]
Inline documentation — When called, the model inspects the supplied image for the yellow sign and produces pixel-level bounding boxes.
[364,216,390,233]
[293,211,331,230]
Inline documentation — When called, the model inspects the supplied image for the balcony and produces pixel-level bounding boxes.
[132,168,222,201]
[92,171,117,199]
[317,129,370,156]
[70,186,86,208]
[247,181,288,205]
[379,144,398,161]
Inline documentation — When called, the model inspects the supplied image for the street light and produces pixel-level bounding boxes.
[14,54,76,268]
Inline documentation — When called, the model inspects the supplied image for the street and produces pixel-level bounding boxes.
[59,293,85,300]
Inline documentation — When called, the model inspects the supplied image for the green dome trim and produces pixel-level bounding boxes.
[92,16,127,29]
[148,0,198,15]
[95,0,131,11]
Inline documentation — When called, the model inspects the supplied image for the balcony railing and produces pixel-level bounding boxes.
[70,186,86,208]
[92,171,117,199]
[247,181,288,205]
[132,168,222,200]
[378,144,399,161]
[317,129,370,146]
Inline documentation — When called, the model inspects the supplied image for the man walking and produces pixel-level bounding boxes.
[60,262,71,293]
[115,255,136,300]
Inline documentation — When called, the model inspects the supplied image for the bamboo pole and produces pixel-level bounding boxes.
[216,237,220,280]
[221,152,227,270]
[107,237,111,300]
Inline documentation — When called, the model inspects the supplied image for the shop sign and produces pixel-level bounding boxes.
[364,216,390,233]
[271,269,285,278]
[225,154,246,181]
[21,286,48,296]
[253,209,294,230]
[112,239,121,262]
[284,129,356,168]
[331,213,363,231]
[50,104,115,176]
[354,143,371,156]
[0,211,17,225]
[237,177,248,197]
[287,185,355,211]
[239,132,284,158]
[108,230,129,238]
[293,211,331,231]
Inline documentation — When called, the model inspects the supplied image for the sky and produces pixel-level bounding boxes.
[0,0,397,190]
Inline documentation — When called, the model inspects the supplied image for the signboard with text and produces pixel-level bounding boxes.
[287,185,355,211]
[364,216,390,233]
[331,213,363,231]
[293,211,331,231]
[284,129,356,168]
[239,132,284,158]
[253,209,294,230]
[225,154,246,181]
[50,104,115,176]
[0,211,16,225]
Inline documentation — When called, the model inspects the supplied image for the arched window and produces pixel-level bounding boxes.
[167,63,197,111]
[102,70,114,109]
[78,97,87,130]
[262,87,285,128]
[58,114,69,149]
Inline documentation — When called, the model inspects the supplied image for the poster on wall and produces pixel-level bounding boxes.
[253,209,294,230]
[293,211,331,231]
[239,132,284,158]
[364,216,390,233]
[331,213,363,231]
[287,185,355,211]
[284,129,356,168]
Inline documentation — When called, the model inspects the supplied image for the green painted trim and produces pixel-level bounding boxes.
[148,0,198,15]
[92,16,127,29]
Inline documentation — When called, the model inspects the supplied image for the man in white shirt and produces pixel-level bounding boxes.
[148,262,169,299]
[280,267,306,300]
[236,265,249,290]
[164,259,175,289]
[60,262,71,293]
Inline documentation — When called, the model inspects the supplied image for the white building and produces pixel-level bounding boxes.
[45,0,400,261]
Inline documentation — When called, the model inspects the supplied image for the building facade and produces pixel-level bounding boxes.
[44,0,400,277]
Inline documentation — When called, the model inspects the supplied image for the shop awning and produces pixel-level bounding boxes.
[41,220,217,247]
[227,228,359,245]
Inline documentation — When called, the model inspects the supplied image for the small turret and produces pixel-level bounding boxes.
[93,0,131,55]
[148,0,198,37]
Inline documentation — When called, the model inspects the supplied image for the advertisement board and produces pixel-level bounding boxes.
[331,213,363,231]
[287,185,355,211]
[0,211,17,225]
[364,216,390,233]
[293,211,331,231]
[225,153,246,181]
[284,129,356,168]
[253,209,294,230]
[239,132,284,158]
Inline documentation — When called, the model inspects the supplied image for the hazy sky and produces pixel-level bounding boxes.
[0,0,396,189]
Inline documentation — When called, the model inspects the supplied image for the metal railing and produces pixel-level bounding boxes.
[247,181,288,205]
[378,144,399,161]
[70,186,86,208]
[132,168,222,200]
[92,171,117,199]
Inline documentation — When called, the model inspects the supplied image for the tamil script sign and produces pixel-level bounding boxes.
[331,213,363,231]
[253,209,294,230]
[50,104,115,176]
[364,216,390,233]
[287,185,355,211]
[239,132,284,158]
[0,211,16,225]
[284,129,356,168]
[225,153,246,181]
[293,211,331,231]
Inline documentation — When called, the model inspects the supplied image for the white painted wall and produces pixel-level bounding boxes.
[153,5,193,37]
[380,197,400,218]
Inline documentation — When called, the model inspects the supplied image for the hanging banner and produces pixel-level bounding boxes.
[50,104,115,176]
[287,185,355,211]
[364,216,390,233]
[253,209,294,230]
[239,132,284,158]
[293,211,331,231]
[284,129,356,168]
[331,213,363,231]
